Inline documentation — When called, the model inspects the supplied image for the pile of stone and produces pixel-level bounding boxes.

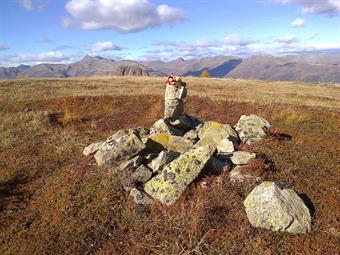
[83,113,312,234]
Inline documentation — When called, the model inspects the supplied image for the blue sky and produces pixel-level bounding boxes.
[0,0,339,66]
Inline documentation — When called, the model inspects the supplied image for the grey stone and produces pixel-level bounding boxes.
[118,155,143,171]
[132,165,153,183]
[106,127,149,143]
[196,121,239,147]
[244,182,312,234]
[145,133,194,153]
[216,138,235,154]
[147,150,180,173]
[144,144,216,205]
[164,99,184,119]
[129,188,154,205]
[83,141,104,156]
[235,114,271,145]
[150,119,185,136]
[230,151,256,165]
[94,133,145,167]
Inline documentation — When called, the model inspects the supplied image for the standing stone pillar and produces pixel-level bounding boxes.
[164,76,187,120]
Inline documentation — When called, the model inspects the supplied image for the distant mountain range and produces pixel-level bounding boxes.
[1,54,339,83]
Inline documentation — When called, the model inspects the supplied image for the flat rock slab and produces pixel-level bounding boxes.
[146,133,194,153]
[144,144,216,205]
[94,133,145,167]
[244,182,311,234]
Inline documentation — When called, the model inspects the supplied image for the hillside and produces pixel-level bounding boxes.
[1,54,339,83]
[0,56,162,78]
[226,55,340,83]
[0,77,339,254]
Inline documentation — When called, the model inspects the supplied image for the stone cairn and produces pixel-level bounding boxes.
[83,113,312,234]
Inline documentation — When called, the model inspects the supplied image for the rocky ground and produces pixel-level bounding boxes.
[0,78,339,255]
[84,112,312,234]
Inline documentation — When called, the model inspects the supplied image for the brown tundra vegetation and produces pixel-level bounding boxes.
[0,77,339,254]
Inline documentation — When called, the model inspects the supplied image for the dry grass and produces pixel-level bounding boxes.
[0,77,339,255]
[1,77,339,109]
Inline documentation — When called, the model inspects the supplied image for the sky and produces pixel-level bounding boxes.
[0,0,339,66]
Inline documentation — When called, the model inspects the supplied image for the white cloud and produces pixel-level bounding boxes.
[0,51,70,66]
[274,35,299,44]
[278,0,340,16]
[63,0,186,33]
[0,44,10,51]
[18,0,43,11]
[148,35,258,60]
[291,18,306,27]
[223,34,255,46]
[90,41,122,52]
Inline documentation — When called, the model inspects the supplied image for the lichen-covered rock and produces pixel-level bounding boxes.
[244,182,311,234]
[169,114,201,131]
[147,150,179,173]
[94,133,145,167]
[196,121,239,147]
[132,165,153,183]
[230,151,256,165]
[216,138,235,154]
[130,188,154,205]
[235,114,271,145]
[83,141,104,156]
[145,133,194,153]
[118,155,143,171]
[150,119,185,136]
[144,144,216,205]
[106,127,150,142]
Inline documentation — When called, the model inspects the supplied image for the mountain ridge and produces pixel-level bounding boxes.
[1,54,339,83]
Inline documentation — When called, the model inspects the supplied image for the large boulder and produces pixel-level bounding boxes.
[235,114,271,145]
[244,182,312,234]
[150,119,185,136]
[145,133,194,153]
[196,121,239,147]
[94,133,146,167]
[147,150,180,173]
[83,141,104,156]
[144,144,216,205]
